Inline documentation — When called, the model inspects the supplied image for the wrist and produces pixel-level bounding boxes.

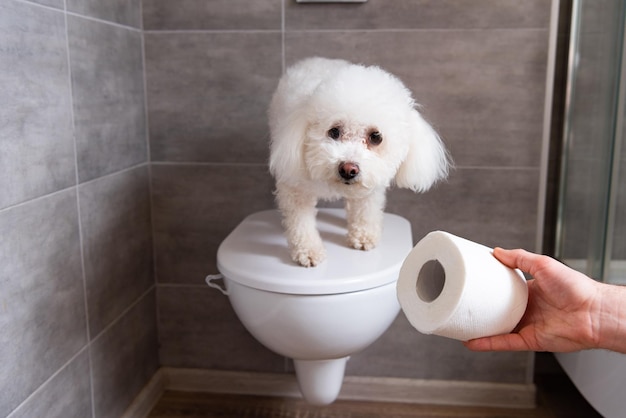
[595,283,626,353]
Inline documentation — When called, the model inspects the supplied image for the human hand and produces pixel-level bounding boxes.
[464,247,603,353]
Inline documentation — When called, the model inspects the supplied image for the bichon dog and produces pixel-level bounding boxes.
[268,57,450,267]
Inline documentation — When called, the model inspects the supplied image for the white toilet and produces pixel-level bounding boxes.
[212,208,413,405]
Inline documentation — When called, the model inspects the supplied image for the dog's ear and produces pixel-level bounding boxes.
[394,109,450,192]
[268,105,309,184]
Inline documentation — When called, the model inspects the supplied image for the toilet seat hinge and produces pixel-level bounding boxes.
[205,274,228,295]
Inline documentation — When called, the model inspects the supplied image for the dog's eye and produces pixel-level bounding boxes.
[368,131,383,145]
[327,127,341,140]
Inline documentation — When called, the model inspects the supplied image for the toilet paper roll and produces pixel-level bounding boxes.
[397,231,528,341]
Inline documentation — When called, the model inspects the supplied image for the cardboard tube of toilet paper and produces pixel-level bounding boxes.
[397,231,528,341]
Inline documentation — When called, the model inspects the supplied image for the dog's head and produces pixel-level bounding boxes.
[270,62,450,196]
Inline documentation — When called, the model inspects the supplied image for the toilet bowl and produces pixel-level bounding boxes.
[213,209,412,405]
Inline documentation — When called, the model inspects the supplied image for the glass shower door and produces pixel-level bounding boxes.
[606,59,626,284]
[556,5,626,418]
[556,0,626,284]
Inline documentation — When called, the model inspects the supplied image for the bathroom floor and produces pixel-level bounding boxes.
[147,360,601,418]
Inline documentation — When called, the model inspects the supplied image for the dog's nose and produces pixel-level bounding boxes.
[338,162,360,181]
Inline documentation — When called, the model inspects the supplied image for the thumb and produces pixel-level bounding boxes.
[492,247,520,270]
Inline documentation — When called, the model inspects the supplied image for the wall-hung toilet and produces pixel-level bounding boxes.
[212,208,413,405]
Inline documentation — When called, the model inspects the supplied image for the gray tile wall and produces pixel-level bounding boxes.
[1,1,157,417]
[146,0,550,385]
[1,0,555,415]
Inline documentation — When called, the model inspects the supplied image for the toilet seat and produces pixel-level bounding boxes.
[217,209,413,295]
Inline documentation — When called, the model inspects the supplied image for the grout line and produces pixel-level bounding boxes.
[77,162,151,187]
[11,0,549,35]
[451,165,540,171]
[64,10,142,32]
[64,0,87,344]
[150,161,269,167]
[11,0,63,13]
[61,1,97,416]
[281,0,286,72]
[141,28,549,35]
[0,163,151,215]
[143,29,282,35]
[140,0,164,364]
[0,163,534,215]
[284,27,550,33]
[157,282,213,289]
[6,346,91,418]
[0,186,76,214]
[89,285,157,346]
[13,0,141,32]
[139,0,157,287]
[148,161,539,171]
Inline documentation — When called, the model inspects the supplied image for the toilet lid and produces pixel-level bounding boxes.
[217,209,413,295]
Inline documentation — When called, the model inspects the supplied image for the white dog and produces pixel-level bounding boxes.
[268,57,450,267]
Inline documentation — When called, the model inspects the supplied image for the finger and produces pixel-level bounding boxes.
[464,333,532,352]
[493,247,555,278]
[491,247,521,269]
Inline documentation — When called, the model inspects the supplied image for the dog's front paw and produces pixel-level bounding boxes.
[347,229,379,251]
[290,243,327,267]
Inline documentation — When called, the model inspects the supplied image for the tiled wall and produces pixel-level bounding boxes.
[146,0,550,384]
[0,1,157,417]
[2,0,554,416]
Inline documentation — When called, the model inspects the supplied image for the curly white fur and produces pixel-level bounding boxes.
[269,57,450,267]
